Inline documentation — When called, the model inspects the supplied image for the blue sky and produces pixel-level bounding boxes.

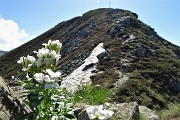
[0,0,180,51]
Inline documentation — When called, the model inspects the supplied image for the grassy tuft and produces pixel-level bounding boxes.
[74,85,112,105]
[140,113,146,120]
[159,103,180,119]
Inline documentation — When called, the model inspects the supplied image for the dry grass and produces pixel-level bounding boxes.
[159,103,180,120]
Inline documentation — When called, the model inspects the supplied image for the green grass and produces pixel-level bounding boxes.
[140,113,146,120]
[74,85,112,105]
[159,103,180,119]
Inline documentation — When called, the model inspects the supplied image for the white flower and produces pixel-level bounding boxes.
[48,40,52,45]
[46,69,61,78]
[51,40,61,47]
[52,82,60,88]
[43,75,51,83]
[27,55,36,63]
[86,105,114,120]
[17,56,26,64]
[44,58,51,66]
[46,69,54,76]
[51,115,58,120]
[35,48,49,59]
[50,50,57,60]
[34,73,44,83]
[35,59,42,67]
[44,82,59,89]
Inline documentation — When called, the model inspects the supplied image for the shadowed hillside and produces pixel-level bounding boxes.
[0,8,180,113]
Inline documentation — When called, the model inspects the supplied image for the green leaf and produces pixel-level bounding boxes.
[30,97,44,108]
[27,92,39,101]
[64,113,76,119]
[16,112,34,120]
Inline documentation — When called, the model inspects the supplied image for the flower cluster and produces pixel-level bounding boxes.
[17,55,36,71]
[33,69,61,89]
[17,40,62,72]
[15,40,114,120]
[16,40,75,120]
[86,105,114,120]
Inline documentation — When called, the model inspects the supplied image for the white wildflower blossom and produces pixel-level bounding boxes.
[35,59,42,67]
[44,82,59,89]
[52,82,60,88]
[43,75,51,83]
[34,73,44,83]
[17,56,26,64]
[48,40,52,45]
[46,69,61,78]
[35,48,49,59]
[44,58,51,66]
[27,55,36,63]
[50,50,57,60]
[86,105,114,120]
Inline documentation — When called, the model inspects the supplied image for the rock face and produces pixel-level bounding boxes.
[0,8,180,112]
[139,106,159,120]
[0,76,28,120]
[103,102,139,120]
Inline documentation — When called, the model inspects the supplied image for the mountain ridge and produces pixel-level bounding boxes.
[0,8,179,113]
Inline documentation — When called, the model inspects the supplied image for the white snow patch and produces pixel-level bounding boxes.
[122,34,135,44]
[61,43,106,92]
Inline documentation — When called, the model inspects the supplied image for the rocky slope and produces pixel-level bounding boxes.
[0,8,180,116]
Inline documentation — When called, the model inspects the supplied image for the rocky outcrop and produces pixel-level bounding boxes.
[77,102,139,120]
[0,76,30,120]
[139,106,160,120]
[77,102,160,120]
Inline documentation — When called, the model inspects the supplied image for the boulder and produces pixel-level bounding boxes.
[136,47,147,58]
[0,76,30,120]
[77,102,140,120]
[139,106,160,120]
[79,28,92,38]
[0,112,9,120]
[103,102,139,120]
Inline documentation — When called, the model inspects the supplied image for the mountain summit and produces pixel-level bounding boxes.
[0,8,180,113]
